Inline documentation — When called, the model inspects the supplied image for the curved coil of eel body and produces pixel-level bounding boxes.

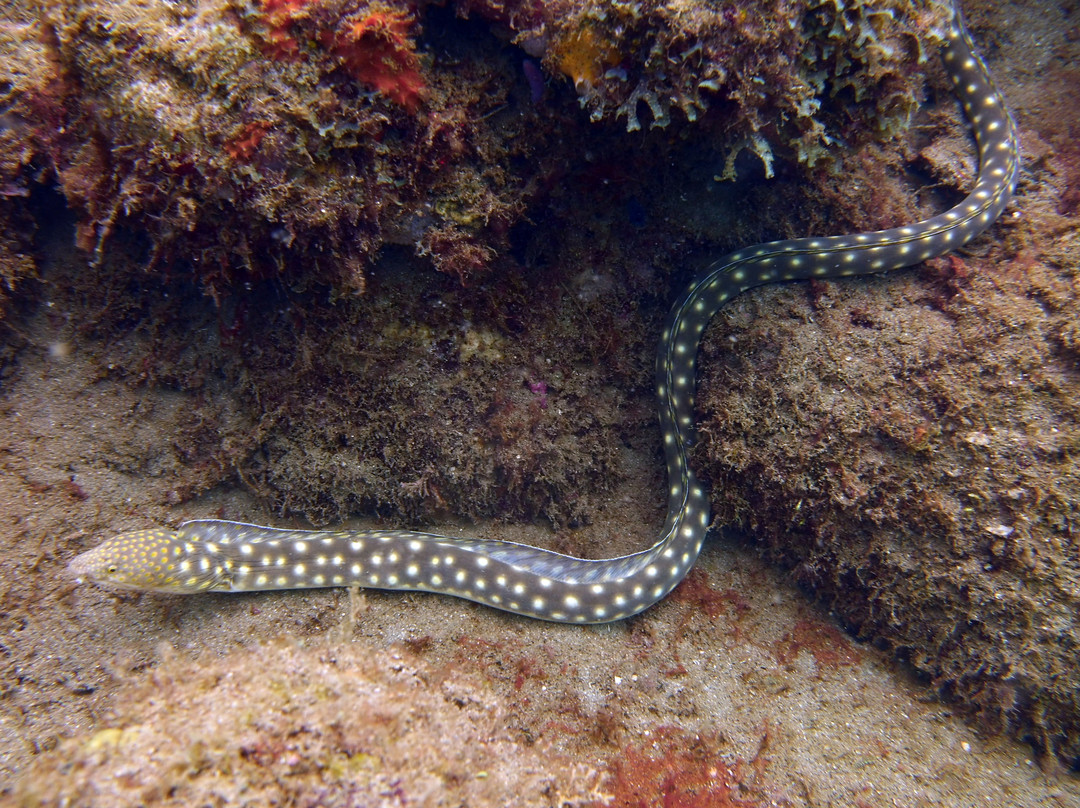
[70,1,1019,623]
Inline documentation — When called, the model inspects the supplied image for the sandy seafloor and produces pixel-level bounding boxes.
[3,3,1080,808]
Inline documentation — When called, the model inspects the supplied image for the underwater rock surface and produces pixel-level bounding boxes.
[15,643,609,806]
[0,0,941,300]
[1,0,1079,796]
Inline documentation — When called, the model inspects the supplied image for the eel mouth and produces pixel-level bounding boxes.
[66,546,107,584]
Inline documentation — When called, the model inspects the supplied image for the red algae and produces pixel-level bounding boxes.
[257,0,426,111]
[326,6,425,112]
[224,120,274,162]
[257,0,316,60]
[669,568,751,623]
[774,620,862,673]
[597,728,770,808]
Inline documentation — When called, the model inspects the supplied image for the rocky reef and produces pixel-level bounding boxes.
[0,0,943,301]
[2,0,1080,784]
[0,0,949,526]
[15,642,610,806]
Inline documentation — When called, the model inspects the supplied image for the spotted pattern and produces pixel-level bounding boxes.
[68,1,1019,624]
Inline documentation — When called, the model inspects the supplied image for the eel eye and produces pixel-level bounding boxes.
[107,564,118,574]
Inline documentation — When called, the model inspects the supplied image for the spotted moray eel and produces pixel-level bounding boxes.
[70,0,1019,623]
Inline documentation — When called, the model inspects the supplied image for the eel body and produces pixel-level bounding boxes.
[70,1,1019,623]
